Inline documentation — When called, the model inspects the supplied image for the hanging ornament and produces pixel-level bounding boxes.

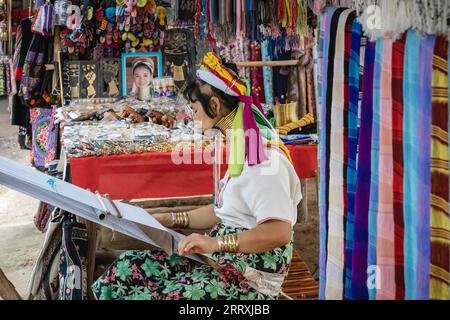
[66,5,82,30]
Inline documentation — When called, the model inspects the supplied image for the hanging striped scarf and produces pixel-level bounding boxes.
[319,5,340,300]
[344,16,360,300]
[351,39,375,300]
[416,35,436,300]
[325,7,354,300]
[403,30,421,300]
[392,33,406,300]
[430,35,449,300]
[367,38,383,300]
[261,40,274,106]
[376,37,396,300]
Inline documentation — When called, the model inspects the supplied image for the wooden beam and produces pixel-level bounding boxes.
[0,267,22,300]
[236,60,300,68]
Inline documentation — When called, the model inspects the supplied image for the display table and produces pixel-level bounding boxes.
[70,144,318,299]
[70,144,318,200]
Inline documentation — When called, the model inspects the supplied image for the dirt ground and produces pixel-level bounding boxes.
[0,97,319,298]
[0,97,44,298]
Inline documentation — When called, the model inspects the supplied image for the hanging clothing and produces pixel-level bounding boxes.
[430,35,449,300]
[11,18,33,127]
[20,34,53,103]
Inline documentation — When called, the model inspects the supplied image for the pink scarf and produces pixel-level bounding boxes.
[376,37,396,300]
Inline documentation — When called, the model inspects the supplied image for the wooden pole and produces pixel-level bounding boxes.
[236,60,300,68]
[0,267,22,300]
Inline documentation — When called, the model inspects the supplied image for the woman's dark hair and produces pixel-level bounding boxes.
[183,62,240,119]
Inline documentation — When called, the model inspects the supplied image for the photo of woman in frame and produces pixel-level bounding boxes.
[122,52,163,101]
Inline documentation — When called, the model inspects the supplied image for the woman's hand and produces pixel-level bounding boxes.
[177,233,219,256]
[152,213,173,228]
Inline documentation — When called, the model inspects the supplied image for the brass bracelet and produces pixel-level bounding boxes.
[172,211,189,228]
[217,234,239,253]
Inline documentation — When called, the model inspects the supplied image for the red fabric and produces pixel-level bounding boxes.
[286,144,318,179]
[70,145,317,200]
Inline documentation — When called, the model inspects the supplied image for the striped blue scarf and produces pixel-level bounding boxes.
[344,18,362,299]
[416,34,436,300]
[403,29,421,300]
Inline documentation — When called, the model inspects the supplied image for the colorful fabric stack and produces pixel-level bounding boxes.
[277,113,315,135]
[318,7,450,300]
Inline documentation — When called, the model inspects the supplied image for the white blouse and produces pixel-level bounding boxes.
[214,147,302,229]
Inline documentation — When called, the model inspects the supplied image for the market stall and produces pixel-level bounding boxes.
[2,0,321,301]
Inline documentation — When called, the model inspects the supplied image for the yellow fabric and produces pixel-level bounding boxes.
[273,102,299,127]
[276,112,315,135]
[430,48,449,300]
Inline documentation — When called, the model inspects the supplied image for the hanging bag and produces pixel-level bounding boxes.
[31,6,45,35]
[58,216,88,300]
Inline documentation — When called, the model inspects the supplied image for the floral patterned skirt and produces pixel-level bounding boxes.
[92,223,294,300]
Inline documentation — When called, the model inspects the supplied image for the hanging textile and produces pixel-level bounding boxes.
[392,33,406,300]
[344,16,361,300]
[325,7,353,300]
[430,35,449,300]
[416,35,436,300]
[367,37,383,300]
[30,107,58,170]
[342,10,357,298]
[376,37,395,300]
[250,41,265,103]
[318,4,450,300]
[351,39,375,300]
[261,39,274,106]
[403,30,421,300]
[319,7,344,299]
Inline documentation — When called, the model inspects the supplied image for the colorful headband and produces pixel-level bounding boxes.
[133,60,154,75]
[196,52,268,176]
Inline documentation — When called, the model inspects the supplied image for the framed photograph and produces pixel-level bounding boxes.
[121,52,163,99]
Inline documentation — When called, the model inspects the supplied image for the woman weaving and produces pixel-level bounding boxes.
[92,52,301,300]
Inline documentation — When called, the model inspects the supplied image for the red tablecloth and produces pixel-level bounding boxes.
[70,145,317,200]
[286,144,318,180]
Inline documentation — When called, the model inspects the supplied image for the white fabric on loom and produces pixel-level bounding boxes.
[325,8,354,300]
